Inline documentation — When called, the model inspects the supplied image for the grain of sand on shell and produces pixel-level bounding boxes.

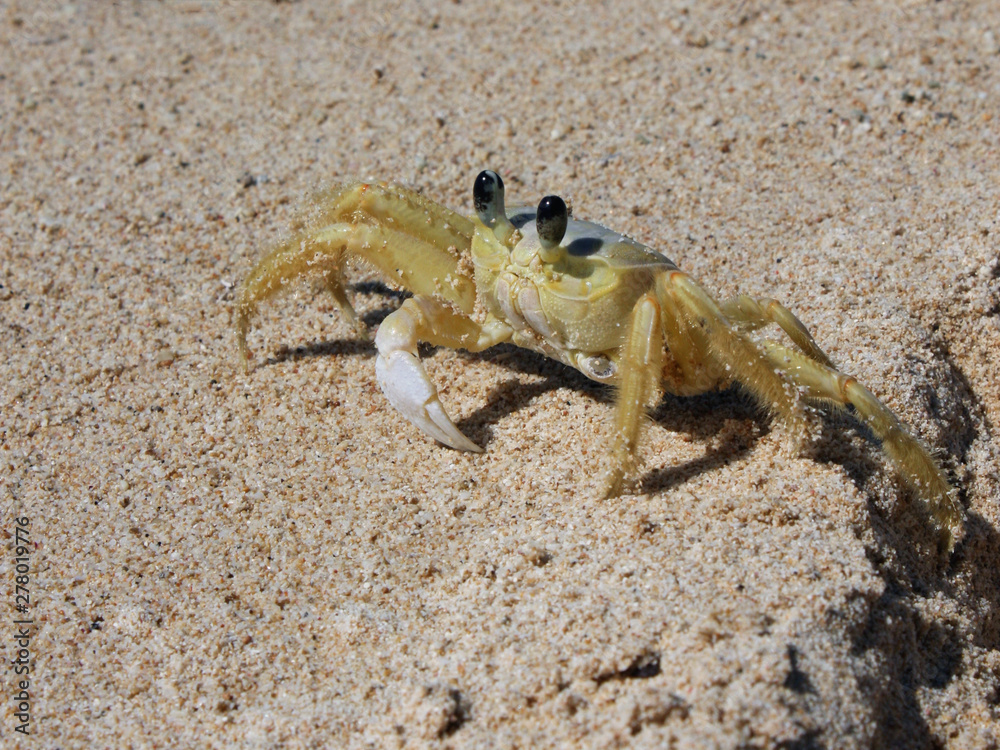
[2,2,999,748]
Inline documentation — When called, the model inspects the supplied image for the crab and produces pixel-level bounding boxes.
[236,169,962,552]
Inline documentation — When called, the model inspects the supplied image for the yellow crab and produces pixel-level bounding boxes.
[236,170,962,551]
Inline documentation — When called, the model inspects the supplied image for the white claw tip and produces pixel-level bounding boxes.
[375,351,482,453]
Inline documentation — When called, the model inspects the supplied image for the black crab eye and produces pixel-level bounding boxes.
[473,170,505,226]
[536,195,568,251]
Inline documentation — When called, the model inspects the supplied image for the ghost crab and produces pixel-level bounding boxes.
[236,170,962,551]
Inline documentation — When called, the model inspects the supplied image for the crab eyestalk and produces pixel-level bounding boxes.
[536,194,568,263]
[474,170,517,246]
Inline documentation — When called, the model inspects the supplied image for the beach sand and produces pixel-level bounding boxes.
[2,1,999,747]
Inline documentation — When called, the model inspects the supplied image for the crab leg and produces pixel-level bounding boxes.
[720,295,833,368]
[235,182,477,369]
[322,266,368,340]
[657,272,806,434]
[654,271,718,396]
[605,293,664,496]
[375,295,512,452]
[759,339,961,551]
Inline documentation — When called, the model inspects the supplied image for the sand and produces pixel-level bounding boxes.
[2,1,999,747]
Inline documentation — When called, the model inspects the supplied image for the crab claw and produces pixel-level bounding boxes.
[374,303,483,453]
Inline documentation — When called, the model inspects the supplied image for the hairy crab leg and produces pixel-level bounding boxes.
[759,339,961,552]
[375,295,513,452]
[319,181,476,258]
[655,273,719,396]
[235,182,477,370]
[720,295,834,368]
[657,271,806,435]
[605,293,664,497]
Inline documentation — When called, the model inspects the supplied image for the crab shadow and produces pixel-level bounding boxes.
[268,337,373,365]
[450,341,763,485]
